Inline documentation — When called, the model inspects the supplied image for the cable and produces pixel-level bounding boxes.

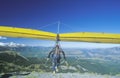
[61,22,75,32]
[38,21,75,33]
[39,21,58,29]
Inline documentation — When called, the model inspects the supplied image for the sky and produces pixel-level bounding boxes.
[0,0,120,48]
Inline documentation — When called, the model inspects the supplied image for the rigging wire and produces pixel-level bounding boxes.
[57,21,60,34]
[61,22,76,33]
[37,21,76,33]
[39,21,58,30]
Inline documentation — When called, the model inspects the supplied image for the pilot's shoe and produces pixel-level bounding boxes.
[55,67,59,72]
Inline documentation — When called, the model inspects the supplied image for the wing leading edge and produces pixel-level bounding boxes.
[60,32,120,44]
[0,26,56,40]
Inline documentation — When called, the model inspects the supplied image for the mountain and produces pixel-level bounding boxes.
[0,51,31,73]
[0,51,30,66]
[0,45,120,61]
[0,45,120,75]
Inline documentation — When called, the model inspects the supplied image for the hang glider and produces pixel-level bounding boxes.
[0,26,120,44]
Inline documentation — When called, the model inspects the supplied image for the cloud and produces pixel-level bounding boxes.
[0,36,7,39]
[0,42,26,47]
[0,42,7,46]
[8,42,26,47]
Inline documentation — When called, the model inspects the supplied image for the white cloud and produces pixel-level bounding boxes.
[8,42,26,47]
[0,42,7,46]
[0,42,26,47]
[0,36,7,39]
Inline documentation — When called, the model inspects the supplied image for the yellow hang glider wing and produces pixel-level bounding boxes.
[60,32,120,44]
[0,26,56,40]
[0,26,120,44]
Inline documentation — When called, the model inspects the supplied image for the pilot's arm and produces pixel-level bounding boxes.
[47,51,53,58]
[61,51,66,60]
[47,47,56,58]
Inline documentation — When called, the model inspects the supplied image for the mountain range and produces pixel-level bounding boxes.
[0,45,120,61]
[0,45,120,75]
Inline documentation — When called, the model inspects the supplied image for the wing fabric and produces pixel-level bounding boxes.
[0,26,56,40]
[0,26,120,44]
[60,32,120,44]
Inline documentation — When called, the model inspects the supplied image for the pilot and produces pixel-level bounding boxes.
[47,45,67,73]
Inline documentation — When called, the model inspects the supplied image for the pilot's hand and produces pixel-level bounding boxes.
[47,58,49,61]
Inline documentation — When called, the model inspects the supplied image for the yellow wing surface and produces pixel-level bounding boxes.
[0,26,56,40]
[60,32,120,44]
[0,26,120,44]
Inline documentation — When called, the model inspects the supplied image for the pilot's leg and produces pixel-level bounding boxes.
[55,55,60,72]
[52,55,57,73]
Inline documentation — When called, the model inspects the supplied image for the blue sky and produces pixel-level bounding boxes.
[0,0,120,48]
